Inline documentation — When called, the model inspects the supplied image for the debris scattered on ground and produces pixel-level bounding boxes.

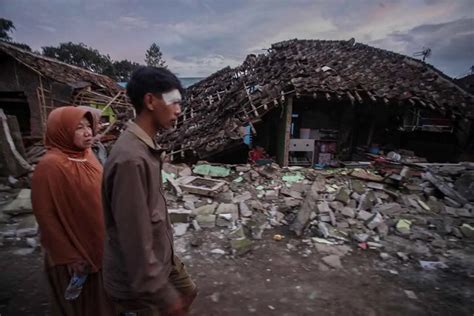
[1,158,473,284]
[151,160,474,275]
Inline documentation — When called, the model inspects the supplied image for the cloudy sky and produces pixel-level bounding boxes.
[1,0,473,78]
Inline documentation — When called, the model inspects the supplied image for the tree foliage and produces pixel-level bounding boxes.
[112,59,141,81]
[2,19,164,81]
[0,18,15,41]
[42,42,115,77]
[145,43,166,67]
[0,18,31,51]
[41,42,143,81]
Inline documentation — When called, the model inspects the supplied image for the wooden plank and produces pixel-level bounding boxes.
[0,109,33,176]
[283,96,293,167]
[243,82,259,117]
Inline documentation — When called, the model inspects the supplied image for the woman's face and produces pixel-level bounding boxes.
[73,117,93,149]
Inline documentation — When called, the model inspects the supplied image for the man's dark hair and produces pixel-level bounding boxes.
[126,66,183,113]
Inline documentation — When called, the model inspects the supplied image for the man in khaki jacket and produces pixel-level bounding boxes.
[102,67,196,316]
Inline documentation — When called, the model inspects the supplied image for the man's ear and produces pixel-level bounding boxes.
[144,93,155,111]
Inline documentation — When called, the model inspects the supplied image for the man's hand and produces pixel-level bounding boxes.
[162,297,186,316]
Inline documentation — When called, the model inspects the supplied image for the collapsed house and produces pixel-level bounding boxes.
[159,39,474,165]
[0,41,133,176]
[455,74,474,95]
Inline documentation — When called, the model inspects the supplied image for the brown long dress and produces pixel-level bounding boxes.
[31,106,115,315]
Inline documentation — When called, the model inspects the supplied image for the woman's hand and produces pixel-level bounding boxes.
[67,261,88,276]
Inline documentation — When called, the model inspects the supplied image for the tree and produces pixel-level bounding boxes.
[42,42,115,77]
[145,43,166,67]
[112,59,141,81]
[0,18,15,41]
[0,18,32,51]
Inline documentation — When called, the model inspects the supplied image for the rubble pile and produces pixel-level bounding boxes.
[0,185,38,253]
[163,161,474,269]
[1,160,473,272]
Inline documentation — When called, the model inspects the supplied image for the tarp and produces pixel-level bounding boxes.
[193,164,231,178]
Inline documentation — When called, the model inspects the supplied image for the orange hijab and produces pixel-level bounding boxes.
[31,106,104,272]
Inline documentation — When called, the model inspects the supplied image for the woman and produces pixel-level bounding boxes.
[78,106,108,165]
[31,106,114,315]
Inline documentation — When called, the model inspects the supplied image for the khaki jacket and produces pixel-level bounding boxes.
[102,122,175,303]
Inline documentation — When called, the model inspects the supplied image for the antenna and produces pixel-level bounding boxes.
[413,47,432,62]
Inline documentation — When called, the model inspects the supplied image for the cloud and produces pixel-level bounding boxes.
[117,15,150,29]
[168,54,241,77]
[2,0,473,77]
[37,25,57,33]
[371,18,474,77]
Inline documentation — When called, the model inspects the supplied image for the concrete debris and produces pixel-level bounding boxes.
[233,191,252,203]
[15,215,38,237]
[1,189,32,215]
[290,180,320,237]
[280,188,303,199]
[26,237,38,249]
[217,191,234,203]
[210,248,226,255]
[422,172,468,205]
[351,180,365,194]
[454,172,474,202]
[404,290,418,300]
[365,212,384,230]
[239,202,253,217]
[216,203,238,216]
[193,203,217,216]
[146,160,474,266]
[173,223,189,237]
[322,255,343,269]
[318,202,332,214]
[357,210,373,221]
[265,190,279,201]
[460,223,474,238]
[419,260,448,270]
[353,233,369,243]
[216,214,234,228]
[396,219,412,235]
[317,222,330,238]
[380,252,391,260]
[417,199,431,212]
[191,219,201,232]
[397,252,409,262]
[169,208,192,223]
[230,238,253,256]
[341,207,356,218]
[13,248,35,256]
[195,214,216,228]
[335,188,351,205]
[358,192,376,211]
[374,203,402,216]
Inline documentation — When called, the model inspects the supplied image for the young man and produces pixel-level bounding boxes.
[102,67,197,316]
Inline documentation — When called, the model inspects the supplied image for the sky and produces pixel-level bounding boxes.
[1,0,473,78]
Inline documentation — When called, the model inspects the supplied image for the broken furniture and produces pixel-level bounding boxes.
[288,139,315,166]
[179,176,226,197]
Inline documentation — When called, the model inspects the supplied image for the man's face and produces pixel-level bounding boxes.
[144,89,182,130]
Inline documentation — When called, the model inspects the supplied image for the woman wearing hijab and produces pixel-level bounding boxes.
[78,106,108,165]
[31,106,114,315]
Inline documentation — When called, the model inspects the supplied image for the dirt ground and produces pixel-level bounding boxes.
[0,229,473,316]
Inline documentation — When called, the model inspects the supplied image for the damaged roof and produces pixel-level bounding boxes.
[159,39,474,160]
[0,41,122,94]
[455,74,474,95]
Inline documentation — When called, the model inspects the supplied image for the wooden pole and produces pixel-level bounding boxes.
[0,109,33,174]
[283,96,293,167]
